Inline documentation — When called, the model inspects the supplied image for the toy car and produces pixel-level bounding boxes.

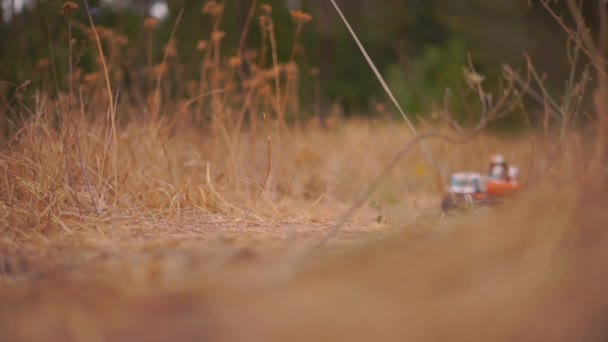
[440,164,523,213]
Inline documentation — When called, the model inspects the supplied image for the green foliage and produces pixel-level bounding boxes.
[384,38,467,119]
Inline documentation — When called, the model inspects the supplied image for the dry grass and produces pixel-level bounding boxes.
[1,1,608,341]
[0,111,543,240]
[1,111,605,341]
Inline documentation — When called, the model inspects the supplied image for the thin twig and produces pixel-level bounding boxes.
[238,0,257,57]
[539,0,608,79]
[153,8,185,119]
[267,17,283,127]
[63,11,82,214]
[83,0,118,196]
[78,88,100,214]
[502,64,561,119]
[241,112,271,222]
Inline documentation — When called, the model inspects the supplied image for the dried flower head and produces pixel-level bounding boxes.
[202,1,214,13]
[202,1,224,17]
[196,40,208,51]
[144,17,159,30]
[114,34,129,46]
[60,2,78,17]
[164,40,177,58]
[260,4,272,15]
[290,10,312,24]
[228,56,242,68]
[258,15,268,28]
[211,30,225,42]
[94,26,115,41]
[263,68,279,80]
[152,63,167,77]
[462,66,485,87]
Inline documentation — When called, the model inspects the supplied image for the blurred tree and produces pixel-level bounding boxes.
[0,0,602,127]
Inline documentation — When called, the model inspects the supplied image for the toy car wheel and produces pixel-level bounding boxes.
[476,196,503,207]
[441,196,459,212]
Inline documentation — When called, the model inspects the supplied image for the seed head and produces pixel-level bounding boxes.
[260,4,272,15]
[211,30,225,42]
[228,56,242,68]
[144,17,159,30]
[153,63,166,77]
[61,2,78,17]
[164,40,177,58]
[258,15,268,28]
[196,40,208,51]
[114,34,129,46]
[462,66,485,87]
[290,10,312,24]
[202,1,224,17]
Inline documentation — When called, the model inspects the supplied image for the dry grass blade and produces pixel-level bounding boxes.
[328,0,415,133]
[153,8,185,118]
[241,113,271,222]
[83,0,118,195]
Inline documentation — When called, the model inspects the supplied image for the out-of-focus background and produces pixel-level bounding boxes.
[0,0,598,127]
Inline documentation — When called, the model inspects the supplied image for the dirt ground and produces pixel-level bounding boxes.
[0,196,411,340]
[2,188,608,342]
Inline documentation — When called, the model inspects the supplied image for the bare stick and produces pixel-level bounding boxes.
[539,0,608,79]
[502,64,561,119]
[329,0,414,131]
[78,88,100,214]
[267,18,284,128]
[63,9,82,214]
[242,112,272,222]
[153,8,185,118]
[83,0,118,195]
[238,0,257,57]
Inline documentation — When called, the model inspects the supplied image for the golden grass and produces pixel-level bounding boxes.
[0,109,546,239]
[2,107,606,341]
[1,1,608,340]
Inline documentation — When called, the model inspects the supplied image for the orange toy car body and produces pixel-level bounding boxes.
[486,179,523,197]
